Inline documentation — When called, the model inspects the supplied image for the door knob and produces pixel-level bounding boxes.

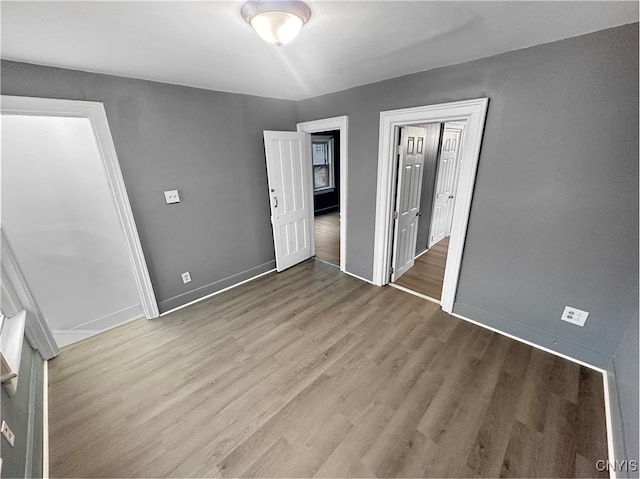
[416,212,422,216]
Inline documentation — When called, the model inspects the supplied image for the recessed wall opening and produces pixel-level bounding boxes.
[390,121,467,303]
[311,130,340,267]
[373,98,489,314]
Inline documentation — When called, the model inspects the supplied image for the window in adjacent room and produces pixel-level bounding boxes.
[312,136,334,192]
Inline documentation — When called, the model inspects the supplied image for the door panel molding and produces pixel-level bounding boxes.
[429,123,464,248]
[263,131,313,271]
[1,95,160,319]
[297,115,348,273]
[373,98,489,313]
[391,126,428,282]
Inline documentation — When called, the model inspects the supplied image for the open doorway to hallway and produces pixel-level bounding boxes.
[391,121,466,302]
[311,130,340,266]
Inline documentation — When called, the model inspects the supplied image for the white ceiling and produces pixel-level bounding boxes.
[1,1,637,101]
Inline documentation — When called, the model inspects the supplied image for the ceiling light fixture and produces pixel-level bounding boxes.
[241,1,311,46]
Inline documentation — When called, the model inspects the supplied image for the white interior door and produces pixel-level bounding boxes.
[391,126,428,282]
[264,131,314,272]
[429,123,464,247]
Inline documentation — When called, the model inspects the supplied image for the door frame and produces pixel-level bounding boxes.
[1,95,160,319]
[297,115,348,272]
[1,230,59,359]
[372,98,488,313]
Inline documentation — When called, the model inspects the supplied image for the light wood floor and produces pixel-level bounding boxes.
[395,237,450,300]
[49,260,608,478]
[314,211,340,266]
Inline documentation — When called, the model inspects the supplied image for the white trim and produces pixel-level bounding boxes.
[297,115,348,273]
[52,313,144,348]
[43,361,49,479]
[0,231,59,360]
[602,372,616,479]
[342,269,375,286]
[1,95,160,319]
[160,268,277,316]
[388,282,440,306]
[67,304,142,331]
[313,257,339,268]
[451,311,604,372]
[373,99,489,313]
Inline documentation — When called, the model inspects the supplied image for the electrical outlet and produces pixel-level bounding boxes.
[1,421,15,447]
[181,272,192,284]
[561,306,589,327]
[164,190,180,204]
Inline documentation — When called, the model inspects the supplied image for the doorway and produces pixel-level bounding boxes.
[262,116,348,274]
[297,116,348,272]
[1,96,159,347]
[391,121,466,302]
[372,98,489,313]
[311,131,340,266]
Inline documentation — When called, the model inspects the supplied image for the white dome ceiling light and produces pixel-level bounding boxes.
[241,1,311,46]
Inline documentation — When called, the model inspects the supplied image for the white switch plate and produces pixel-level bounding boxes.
[561,306,589,327]
[1,421,15,447]
[181,272,192,284]
[164,190,180,204]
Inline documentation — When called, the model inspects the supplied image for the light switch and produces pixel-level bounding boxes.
[164,190,180,204]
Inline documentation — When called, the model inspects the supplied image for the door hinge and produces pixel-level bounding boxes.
[393,211,399,220]
[389,266,394,275]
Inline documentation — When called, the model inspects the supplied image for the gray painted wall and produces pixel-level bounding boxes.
[0,337,44,478]
[297,23,639,360]
[1,61,298,312]
[414,122,443,255]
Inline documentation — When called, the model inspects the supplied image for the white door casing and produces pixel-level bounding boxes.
[429,123,464,247]
[296,115,348,273]
[0,95,160,320]
[264,131,314,272]
[391,126,428,281]
[373,98,489,313]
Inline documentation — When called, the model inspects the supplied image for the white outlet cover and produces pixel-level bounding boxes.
[164,190,180,204]
[561,306,589,327]
[1,421,15,447]
[181,272,191,284]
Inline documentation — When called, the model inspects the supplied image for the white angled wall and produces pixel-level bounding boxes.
[2,115,141,346]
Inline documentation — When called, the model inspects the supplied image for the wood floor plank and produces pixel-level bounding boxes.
[394,236,449,299]
[466,372,525,477]
[499,420,543,478]
[314,212,340,266]
[48,259,609,478]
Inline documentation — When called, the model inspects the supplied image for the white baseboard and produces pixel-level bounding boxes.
[160,268,277,317]
[414,247,429,259]
[53,313,143,348]
[313,257,340,268]
[43,361,49,479]
[67,304,142,331]
[602,372,617,478]
[389,283,440,305]
[449,310,615,468]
